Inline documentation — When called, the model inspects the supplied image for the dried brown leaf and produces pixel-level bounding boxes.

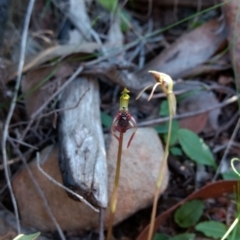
[137,19,227,86]
[137,180,239,240]
[176,81,220,133]
[21,63,73,117]
[7,43,100,81]
[222,0,240,88]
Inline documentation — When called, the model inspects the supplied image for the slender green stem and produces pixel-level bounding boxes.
[147,96,173,240]
[106,132,124,240]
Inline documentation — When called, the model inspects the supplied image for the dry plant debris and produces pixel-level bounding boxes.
[12,128,167,232]
[0,0,240,239]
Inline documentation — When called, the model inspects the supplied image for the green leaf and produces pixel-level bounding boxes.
[154,125,168,134]
[189,20,204,29]
[154,120,179,145]
[153,233,169,240]
[168,233,195,240]
[120,10,130,33]
[229,222,240,240]
[163,120,179,146]
[13,232,40,240]
[178,129,216,167]
[222,170,240,180]
[177,90,201,102]
[170,146,183,156]
[195,221,227,239]
[101,112,112,128]
[159,100,169,116]
[154,120,178,135]
[97,0,117,11]
[174,200,204,228]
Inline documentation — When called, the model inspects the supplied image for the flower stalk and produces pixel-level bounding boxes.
[106,131,123,240]
[107,88,137,240]
[144,71,176,240]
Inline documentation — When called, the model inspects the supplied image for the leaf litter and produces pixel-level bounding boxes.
[0,0,240,239]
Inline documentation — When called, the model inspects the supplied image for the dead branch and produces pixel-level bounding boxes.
[58,77,108,209]
[1,0,36,233]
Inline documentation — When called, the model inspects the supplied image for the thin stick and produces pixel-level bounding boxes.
[12,145,66,240]
[39,87,90,119]
[106,132,124,240]
[30,157,66,240]
[99,208,104,240]
[31,65,83,119]
[212,117,240,181]
[7,136,38,150]
[20,65,83,141]
[138,94,238,127]
[36,151,99,212]
[1,0,36,233]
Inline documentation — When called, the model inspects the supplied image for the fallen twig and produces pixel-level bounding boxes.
[138,95,239,127]
[1,0,36,233]
[37,150,99,212]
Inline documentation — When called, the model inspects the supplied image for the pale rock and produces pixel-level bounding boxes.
[12,128,168,232]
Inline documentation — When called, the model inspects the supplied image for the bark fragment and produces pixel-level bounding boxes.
[58,77,108,208]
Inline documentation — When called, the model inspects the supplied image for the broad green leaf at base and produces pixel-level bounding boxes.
[168,233,195,240]
[174,200,204,228]
[153,233,169,240]
[178,129,216,167]
[170,146,183,156]
[195,221,227,239]
[222,170,240,180]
